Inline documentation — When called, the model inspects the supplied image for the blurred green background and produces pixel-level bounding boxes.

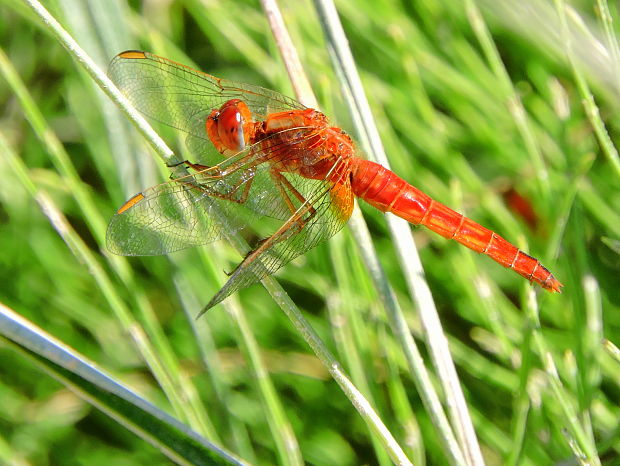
[1,0,619,464]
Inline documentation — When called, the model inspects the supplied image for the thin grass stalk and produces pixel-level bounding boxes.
[21,0,412,463]
[225,295,304,466]
[0,45,217,439]
[171,159,303,461]
[554,0,620,180]
[0,301,242,466]
[347,208,466,466]
[464,0,549,202]
[0,143,218,446]
[20,0,174,163]
[379,327,426,465]
[603,339,620,364]
[182,222,301,465]
[172,274,260,462]
[312,1,483,464]
[21,0,302,460]
[2,2,217,439]
[582,275,603,455]
[260,0,413,463]
[259,2,414,463]
[199,200,413,464]
[327,234,394,466]
[595,0,620,88]
[505,331,532,466]
[16,0,218,438]
[524,288,601,465]
[260,0,317,109]
[261,276,413,466]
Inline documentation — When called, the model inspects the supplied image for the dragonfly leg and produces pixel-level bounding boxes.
[187,160,257,180]
[231,197,319,276]
[169,153,257,178]
[249,172,320,252]
[223,171,320,278]
[165,159,218,172]
[184,161,215,172]
[179,168,256,205]
[230,170,322,269]
[223,169,255,203]
[270,170,317,220]
[166,160,222,185]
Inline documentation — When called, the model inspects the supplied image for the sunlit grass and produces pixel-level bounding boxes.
[1,0,619,464]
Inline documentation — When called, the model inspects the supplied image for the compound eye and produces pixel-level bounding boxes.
[217,99,252,152]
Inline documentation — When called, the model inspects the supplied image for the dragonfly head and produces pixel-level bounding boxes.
[206,99,254,154]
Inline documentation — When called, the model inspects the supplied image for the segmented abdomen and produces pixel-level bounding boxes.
[350,159,562,292]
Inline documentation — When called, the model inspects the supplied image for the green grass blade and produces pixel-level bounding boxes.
[0,42,215,438]
[3,0,618,463]
[0,303,243,466]
[313,0,481,464]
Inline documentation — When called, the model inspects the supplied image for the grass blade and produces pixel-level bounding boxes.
[0,303,242,466]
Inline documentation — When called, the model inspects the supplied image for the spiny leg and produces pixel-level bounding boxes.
[179,168,257,205]
[230,172,321,275]
[270,170,317,221]
[229,195,319,278]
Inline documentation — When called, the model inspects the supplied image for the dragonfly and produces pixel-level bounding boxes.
[106,50,562,314]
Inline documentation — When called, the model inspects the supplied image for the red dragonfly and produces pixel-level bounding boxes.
[107,51,562,312]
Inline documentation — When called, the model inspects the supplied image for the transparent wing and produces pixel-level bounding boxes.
[107,50,356,311]
[107,173,245,256]
[107,126,328,255]
[200,157,355,313]
[108,50,305,165]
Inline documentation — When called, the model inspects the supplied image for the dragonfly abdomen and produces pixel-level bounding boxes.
[351,159,562,292]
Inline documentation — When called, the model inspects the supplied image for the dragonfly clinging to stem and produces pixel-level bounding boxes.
[106,51,562,314]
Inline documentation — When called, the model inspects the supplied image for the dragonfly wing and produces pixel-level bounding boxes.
[199,158,355,313]
[107,167,289,256]
[107,126,328,255]
[109,50,304,165]
[107,174,247,255]
[185,126,326,222]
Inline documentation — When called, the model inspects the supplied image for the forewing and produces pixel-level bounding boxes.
[108,50,305,165]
